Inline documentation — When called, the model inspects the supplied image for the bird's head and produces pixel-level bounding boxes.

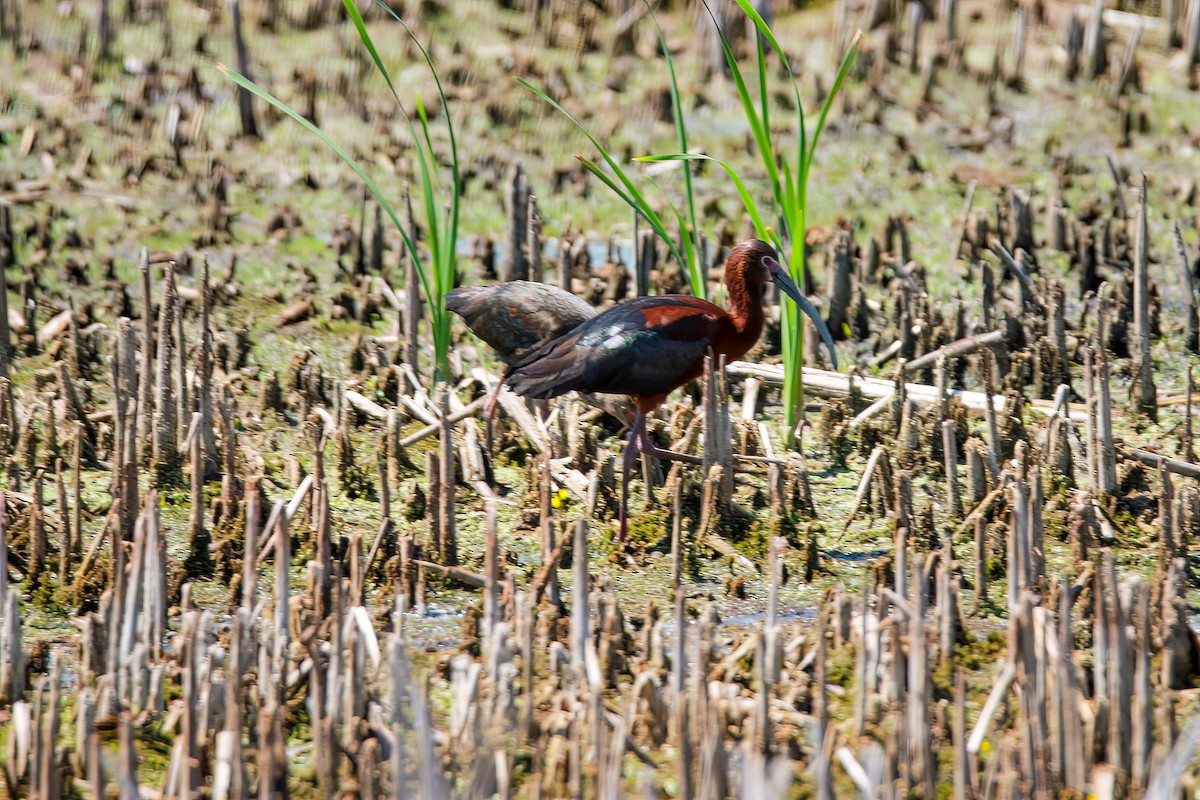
[729,238,781,288]
[730,238,805,304]
[729,238,840,369]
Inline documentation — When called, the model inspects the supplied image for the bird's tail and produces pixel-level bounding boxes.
[505,335,585,400]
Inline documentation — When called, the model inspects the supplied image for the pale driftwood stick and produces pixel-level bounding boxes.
[836,746,876,798]
[496,389,549,453]
[1123,448,1200,480]
[671,476,683,588]
[953,671,968,800]
[967,661,1016,753]
[345,390,387,420]
[740,377,760,423]
[702,355,733,507]
[36,308,72,347]
[841,446,885,536]
[848,394,891,429]
[412,559,485,589]
[570,517,595,687]
[724,363,1088,422]
[1145,712,1200,800]
[399,396,487,448]
[902,330,1004,374]
[868,339,903,370]
[1187,0,1200,69]
[483,501,498,636]
[272,507,289,695]
[255,475,313,566]
[908,563,936,798]
[437,388,457,566]
[1085,0,1108,79]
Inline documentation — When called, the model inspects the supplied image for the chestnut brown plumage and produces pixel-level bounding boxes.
[507,239,838,539]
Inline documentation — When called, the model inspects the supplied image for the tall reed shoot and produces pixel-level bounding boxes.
[714,2,860,441]
[643,4,857,441]
[519,3,706,298]
[219,0,460,384]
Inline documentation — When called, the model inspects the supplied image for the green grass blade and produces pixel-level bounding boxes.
[705,3,779,201]
[805,31,861,175]
[645,1,704,299]
[727,0,805,214]
[370,0,459,172]
[522,78,687,268]
[636,154,769,239]
[341,0,402,107]
[217,63,435,314]
[756,33,770,156]
[576,158,685,267]
[370,0,462,366]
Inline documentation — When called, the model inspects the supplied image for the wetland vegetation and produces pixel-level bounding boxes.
[4,0,1200,797]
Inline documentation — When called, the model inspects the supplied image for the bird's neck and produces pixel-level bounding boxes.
[725,274,765,353]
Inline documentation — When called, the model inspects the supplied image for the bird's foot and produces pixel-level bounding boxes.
[633,422,703,466]
[640,444,704,466]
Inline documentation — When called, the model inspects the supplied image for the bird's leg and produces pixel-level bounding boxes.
[618,414,644,543]
[483,379,506,452]
[634,418,704,466]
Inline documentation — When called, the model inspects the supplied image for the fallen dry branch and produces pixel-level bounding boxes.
[725,363,1088,422]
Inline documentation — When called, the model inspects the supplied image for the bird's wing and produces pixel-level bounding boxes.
[447,282,596,364]
[508,297,724,400]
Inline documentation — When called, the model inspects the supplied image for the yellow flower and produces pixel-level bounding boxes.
[551,495,562,509]
[980,740,991,754]
[557,488,569,501]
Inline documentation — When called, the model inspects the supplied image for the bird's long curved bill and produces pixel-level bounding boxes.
[770,266,839,370]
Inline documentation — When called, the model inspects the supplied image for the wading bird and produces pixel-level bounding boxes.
[506,239,838,539]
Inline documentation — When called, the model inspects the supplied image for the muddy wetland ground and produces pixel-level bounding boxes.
[5,0,1200,797]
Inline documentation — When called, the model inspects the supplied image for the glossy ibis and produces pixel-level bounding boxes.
[506,238,838,539]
